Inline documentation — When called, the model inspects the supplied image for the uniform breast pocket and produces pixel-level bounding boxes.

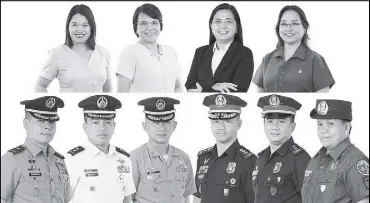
[20,172,46,197]
[175,172,188,191]
[317,173,338,201]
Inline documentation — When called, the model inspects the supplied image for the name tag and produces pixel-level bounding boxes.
[85,173,99,177]
[29,172,42,176]
[147,170,160,175]
[304,170,312,177]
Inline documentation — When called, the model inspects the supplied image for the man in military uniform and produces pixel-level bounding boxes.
[130,97,197,203]
[193,93,256,203]
[302,99,369,203]
[253,94,311,203]
[1,96,73,203]
[64,95,135,203]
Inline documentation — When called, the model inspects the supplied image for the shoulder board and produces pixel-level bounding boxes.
[290,144,304,155]
[54,152,65,159]
[198,147,213,157]
[67,146,85,156]
[116,147,130,157]
[8,145,25,155]
[237,147,255,160]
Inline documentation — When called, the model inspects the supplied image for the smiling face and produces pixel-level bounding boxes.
[210,9,237,44]
[137,12,161,44]
[317,119,350,150]
[210,117,241,144]
[84,117,115,147]
[279,10,305,46]
[69,13,91,45]
[264,116,295,145]
[24,114,56,146]
[143,118,177,144]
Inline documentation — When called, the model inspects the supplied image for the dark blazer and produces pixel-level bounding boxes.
[185,41,254,92]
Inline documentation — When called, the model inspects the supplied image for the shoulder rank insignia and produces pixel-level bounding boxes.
[198,147,213,157]
[8,145,25,155]
[67,146,85,156]
[116,147,130,157]
[290,144,304,155]
[237,147,255,160]
[54,152,65,159]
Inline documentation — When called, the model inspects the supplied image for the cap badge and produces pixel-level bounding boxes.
[269,95,280,107]
[97,96,108,109]
[45,97,56,109]
[317,101,329,115]
[215,95,227,107]
[155,99,166,110]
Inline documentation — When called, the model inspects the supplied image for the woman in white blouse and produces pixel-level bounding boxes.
[35,4,112,92]
[116,3,182,93]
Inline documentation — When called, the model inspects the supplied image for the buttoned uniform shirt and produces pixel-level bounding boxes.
[1,139,73,203]
[253,137,311,203]
[39,45,111,92]
[116,43,181,92]
[302,138,369,203]
[211,41,232,75]
[130,143,197,203]
[194,139,256,203]
[252,43,335,92]
[64,141,135,203]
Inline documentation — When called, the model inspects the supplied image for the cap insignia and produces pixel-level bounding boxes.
[155,99,166,110]
[317,101,329,115]
[215,95,227,107]
[97,96,108,109]
[45,97,56,109]
[269,95,280,107]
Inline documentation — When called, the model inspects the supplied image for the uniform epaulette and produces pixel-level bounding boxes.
[54,152,65,159]
[290,144,304,155]
[116,147,130,157]
[67,146,85,156]
[198,147,213,157]
[8,145,25,155]
[237,146,255,160]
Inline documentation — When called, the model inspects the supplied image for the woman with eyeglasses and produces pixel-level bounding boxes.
[185,3,254,93]
[116,3,182,92]
[252,5,335,92]
[35,4,112,92]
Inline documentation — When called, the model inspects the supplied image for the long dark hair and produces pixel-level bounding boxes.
[209,3,243,45]
[65,4,96,50]
[275,5,310,48]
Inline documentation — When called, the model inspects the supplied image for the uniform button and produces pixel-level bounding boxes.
[52,195,55,198]
[172,195,175,198]
[279,83,282,85]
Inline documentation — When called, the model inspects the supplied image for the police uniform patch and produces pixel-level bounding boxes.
[226,162,236,174]
[67,146,85,156]
[273,162,282,173]
[363,176,369,190]
[356,159,369,175]
[197,147,213,157]
[115,147,130,157]
[8,145,25,155]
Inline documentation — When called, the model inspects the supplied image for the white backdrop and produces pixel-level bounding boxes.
[1,2,369,198]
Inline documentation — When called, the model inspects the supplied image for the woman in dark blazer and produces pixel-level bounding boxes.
[185,3,254,93]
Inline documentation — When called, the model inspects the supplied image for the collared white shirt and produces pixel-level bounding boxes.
[65,141,135,203]
[116,42,181,92]
[211,41,232,75]
[39,45,111,92]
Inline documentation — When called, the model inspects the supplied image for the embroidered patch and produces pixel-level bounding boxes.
[363,176,369,190]
[357,159,369,175]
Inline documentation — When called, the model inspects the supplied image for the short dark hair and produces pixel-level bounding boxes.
[209,3,243,45]
[275,5,310,48]
[133,3,163,37]
[65,4,96,50]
